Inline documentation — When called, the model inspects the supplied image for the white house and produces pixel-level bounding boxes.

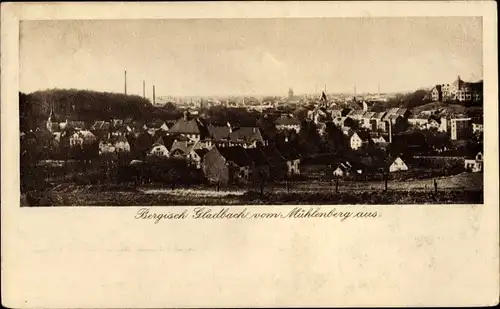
[371,135,387,144]
[464,152,483,173]
[389,157,408,172]
[99,141,115,155]
[333,162,352,177]
[348,131,370,150]
[149,144,170,157]
[114,135,130,153]
[472,122,483,134]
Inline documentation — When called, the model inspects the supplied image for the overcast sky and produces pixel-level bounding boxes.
[20,17,482,97]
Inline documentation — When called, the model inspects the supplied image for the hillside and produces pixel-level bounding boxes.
[411,101,483,118]
[19,89,154,130]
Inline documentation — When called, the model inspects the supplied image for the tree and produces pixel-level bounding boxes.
[323,122,347,153]
[343,117,360,131]
[257,114,277,142]
[298,120,322,155]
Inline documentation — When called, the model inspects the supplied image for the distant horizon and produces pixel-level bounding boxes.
[22,75,484,100]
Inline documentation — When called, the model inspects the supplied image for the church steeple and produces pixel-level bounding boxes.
[46,102,58,132]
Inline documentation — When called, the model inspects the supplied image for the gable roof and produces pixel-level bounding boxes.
[169,117,208,136]
[229,127,264,144]
[217,146,253,167]
[170,140,192,154]
[91,121,110,131]
[153,136,165,146]
[371,112,386,120]
[245,147,269,166]
[362,112,375,119]
[349,130,371,142]
[275,115,301,126]
[208,125,231,141]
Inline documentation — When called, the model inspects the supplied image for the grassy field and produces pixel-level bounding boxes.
[21,172,483,206]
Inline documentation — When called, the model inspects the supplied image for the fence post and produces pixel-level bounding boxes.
[434,179,438,194]
[335,177,339,193]
[384,174,388,191]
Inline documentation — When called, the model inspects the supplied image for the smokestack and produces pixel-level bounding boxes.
[388,120,392,143]
[124,70,127,95]
[153,85,156,105]
[143,80,145,99]
[354,85,356,97]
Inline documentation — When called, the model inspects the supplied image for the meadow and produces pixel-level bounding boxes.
[21,172,483,206]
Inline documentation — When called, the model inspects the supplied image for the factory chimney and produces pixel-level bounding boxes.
[153,85,156,105]
[124,70,127,95]
[143,80,145,99]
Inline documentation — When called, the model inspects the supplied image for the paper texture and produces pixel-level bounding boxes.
[2,1,499,307]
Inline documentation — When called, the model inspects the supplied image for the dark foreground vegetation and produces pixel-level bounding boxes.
[22,187,482,206]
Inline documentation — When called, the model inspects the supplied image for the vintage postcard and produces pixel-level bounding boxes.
[2,1,499,307]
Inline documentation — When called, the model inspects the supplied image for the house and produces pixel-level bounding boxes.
[91,120,111,139]
[388,156,408,172]
[408,114,430,128]
[307,107,329,124]
[114,135,131,153]
[188,148,209,169]
[275,115,301,133]
[450,117,471,140]
[229,127,265,148]
[316,122,327,137]
[348,130,371,150]
[208,124,231,147]
[435,76,483,102]
[370,112,387,131]
[149,136,170,157]
[333,116,347,128]
[371,135,387,144]
[361,112,375,129]
[275,144,301,175]
[59,120,86,131]
[168,111,209,142]
[202,146,254,185]
[329,107,342,119]
[431,85,442,101]
[333,161,352,177]
[472,118,484,134]
[112,119,124,128]
[69,130,96,147]
[347,109,366,121]
[464,152,483,173]
[91,120,111,131]
[170,140,193,158]
[99,140,116,155]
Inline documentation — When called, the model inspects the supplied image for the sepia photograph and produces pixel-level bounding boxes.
[3,2,498,308]
[19,17,484,206]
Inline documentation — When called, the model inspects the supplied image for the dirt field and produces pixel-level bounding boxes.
[21,172,483,206]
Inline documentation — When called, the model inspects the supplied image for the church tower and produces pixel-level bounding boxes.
[46,103,57,132]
